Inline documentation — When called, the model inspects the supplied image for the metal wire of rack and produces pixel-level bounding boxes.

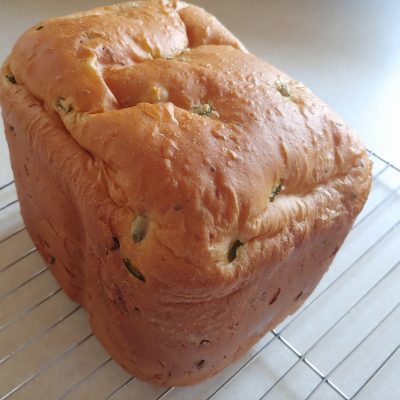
[0,150,399,400]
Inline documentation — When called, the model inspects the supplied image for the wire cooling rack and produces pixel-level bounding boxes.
[0,150,399,400]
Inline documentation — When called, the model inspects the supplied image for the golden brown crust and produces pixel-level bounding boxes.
[0,0,371,386]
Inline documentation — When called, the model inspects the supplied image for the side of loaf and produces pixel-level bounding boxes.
[0,0,371,386]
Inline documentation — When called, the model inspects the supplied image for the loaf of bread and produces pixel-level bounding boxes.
[0,0,371,386]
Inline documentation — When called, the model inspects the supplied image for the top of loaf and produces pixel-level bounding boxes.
[1,0,370,295]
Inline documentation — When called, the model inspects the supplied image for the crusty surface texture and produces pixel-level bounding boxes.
[0,0,371,386]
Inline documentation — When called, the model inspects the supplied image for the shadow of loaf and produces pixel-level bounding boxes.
[0,0,371,386]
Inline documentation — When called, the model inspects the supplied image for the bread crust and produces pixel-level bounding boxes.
[0,0,371,385]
